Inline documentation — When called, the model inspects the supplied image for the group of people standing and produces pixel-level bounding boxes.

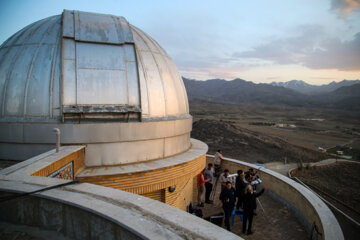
[197,150,265,235]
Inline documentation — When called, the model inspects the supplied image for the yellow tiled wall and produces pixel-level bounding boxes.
[31,148,85,178]
[77,154,206,210]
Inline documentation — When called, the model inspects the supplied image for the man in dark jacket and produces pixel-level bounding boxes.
[242,174,265,235]
[219,181,236,231]
[235,169,247,209]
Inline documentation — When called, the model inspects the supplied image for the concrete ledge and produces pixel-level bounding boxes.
[0,178,241,240]
[208,155,344,240]
[0,146,84,177]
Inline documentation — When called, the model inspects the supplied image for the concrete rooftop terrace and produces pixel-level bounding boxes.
[0,148,344,240]
[0,152,239,240]
[0,157,308,240]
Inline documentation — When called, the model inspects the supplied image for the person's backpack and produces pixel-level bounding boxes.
[188,203,194,214]
[188,202,203,218]
[194,208,203,218]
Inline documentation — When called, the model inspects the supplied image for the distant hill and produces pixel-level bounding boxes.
[271,79,360,94]
[271,80,318,94]
[311,83,360,110]
[183,78,308,107]
[183,77,360,110]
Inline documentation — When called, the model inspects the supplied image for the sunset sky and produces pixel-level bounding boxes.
[1,0,359,84]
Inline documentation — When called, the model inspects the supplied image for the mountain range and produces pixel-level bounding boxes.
[183,77,360,110]
[270,79,360,94]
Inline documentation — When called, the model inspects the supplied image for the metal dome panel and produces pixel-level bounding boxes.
[0,15,61,119]
[131,26,189,119]
[0,10,189,122]
[61,10,140,120]
[63,10,133,44]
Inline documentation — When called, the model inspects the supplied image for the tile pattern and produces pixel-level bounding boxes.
[48,162,73,180]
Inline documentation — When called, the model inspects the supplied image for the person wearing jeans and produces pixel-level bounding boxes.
[204,163,214,203]
[197,168,210,207]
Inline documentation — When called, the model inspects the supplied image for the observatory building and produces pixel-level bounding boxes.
[0,10,207,209]
[0,10,343,240]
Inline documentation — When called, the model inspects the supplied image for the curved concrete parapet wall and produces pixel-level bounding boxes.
[0,179,241,240]
[208,155,344,240]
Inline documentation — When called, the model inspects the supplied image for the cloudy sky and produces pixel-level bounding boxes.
[0,0,359,84]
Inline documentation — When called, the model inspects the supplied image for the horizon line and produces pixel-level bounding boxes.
[181,76,360,86]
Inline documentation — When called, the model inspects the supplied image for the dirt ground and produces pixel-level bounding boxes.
[190,101,360,162]
[240,122,352,151]
[291,162,360,240]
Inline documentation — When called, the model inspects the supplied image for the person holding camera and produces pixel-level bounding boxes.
[242,174,265,235]
[219,169,231,191]
[219,181,236,231]
[235,169,247,209]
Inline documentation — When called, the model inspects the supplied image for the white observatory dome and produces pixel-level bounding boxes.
[0,11,188,121]
[0,10,192,165]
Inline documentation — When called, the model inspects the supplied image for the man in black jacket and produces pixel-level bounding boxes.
[242,174,265,235]
[219,181,236,231]
[235,169,247,209]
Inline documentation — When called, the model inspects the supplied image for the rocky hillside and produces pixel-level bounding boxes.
[191,119,328,164]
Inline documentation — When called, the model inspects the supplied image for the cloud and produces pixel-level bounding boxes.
[233,25,324,64]
[302,32,360,71]
[330,0,360,18]
[233,25,360,71]
[179,65,249,80]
